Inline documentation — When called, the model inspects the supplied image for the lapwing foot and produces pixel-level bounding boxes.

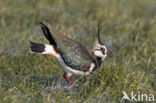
[63,72,72,87]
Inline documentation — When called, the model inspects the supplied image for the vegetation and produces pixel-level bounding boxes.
[0,0,155,102]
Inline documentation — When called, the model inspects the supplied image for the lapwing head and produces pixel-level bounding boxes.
[93,22,112,61]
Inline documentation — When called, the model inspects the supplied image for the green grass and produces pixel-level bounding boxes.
[0,0,156,103]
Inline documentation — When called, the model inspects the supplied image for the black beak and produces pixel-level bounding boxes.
[107,48,112,57]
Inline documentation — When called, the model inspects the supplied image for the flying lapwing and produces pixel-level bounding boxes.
[29,22,112,86]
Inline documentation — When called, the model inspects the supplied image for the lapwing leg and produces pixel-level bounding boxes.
[63,72,72,86]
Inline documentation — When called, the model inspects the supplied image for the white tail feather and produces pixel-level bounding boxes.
[43,44,57,56]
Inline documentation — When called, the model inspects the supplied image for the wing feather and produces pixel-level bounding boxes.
[45,22,94,67]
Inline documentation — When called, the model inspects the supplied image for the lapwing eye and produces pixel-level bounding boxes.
[100,48,105,51]
[100,48,105,54]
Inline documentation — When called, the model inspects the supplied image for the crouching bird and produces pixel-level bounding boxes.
[29,22,112,86]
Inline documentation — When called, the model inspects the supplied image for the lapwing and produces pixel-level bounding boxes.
[29,22,112,86]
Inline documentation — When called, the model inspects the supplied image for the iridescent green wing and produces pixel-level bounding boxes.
[47,22,94,68]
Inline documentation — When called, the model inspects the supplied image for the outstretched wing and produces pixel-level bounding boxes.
[40,23,57,46]
[42,22,94,70]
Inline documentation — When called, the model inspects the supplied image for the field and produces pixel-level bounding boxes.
[0,0,156,103]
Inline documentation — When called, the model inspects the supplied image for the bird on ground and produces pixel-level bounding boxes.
[29,22,112,86]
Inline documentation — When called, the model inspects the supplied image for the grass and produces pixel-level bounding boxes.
[0,0,156,102]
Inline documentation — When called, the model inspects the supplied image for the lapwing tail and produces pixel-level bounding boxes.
[29,23,58,56]
[29,41,45,53]
[29,41,58,56]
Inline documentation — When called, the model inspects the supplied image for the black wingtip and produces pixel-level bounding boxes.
[40,22,57,46]
[40,22,49,32]
[40,22,46,27]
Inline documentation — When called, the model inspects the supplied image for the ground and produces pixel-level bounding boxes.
[0,0,156,103]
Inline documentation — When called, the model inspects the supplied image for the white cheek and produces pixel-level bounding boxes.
[94,51,103,57]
